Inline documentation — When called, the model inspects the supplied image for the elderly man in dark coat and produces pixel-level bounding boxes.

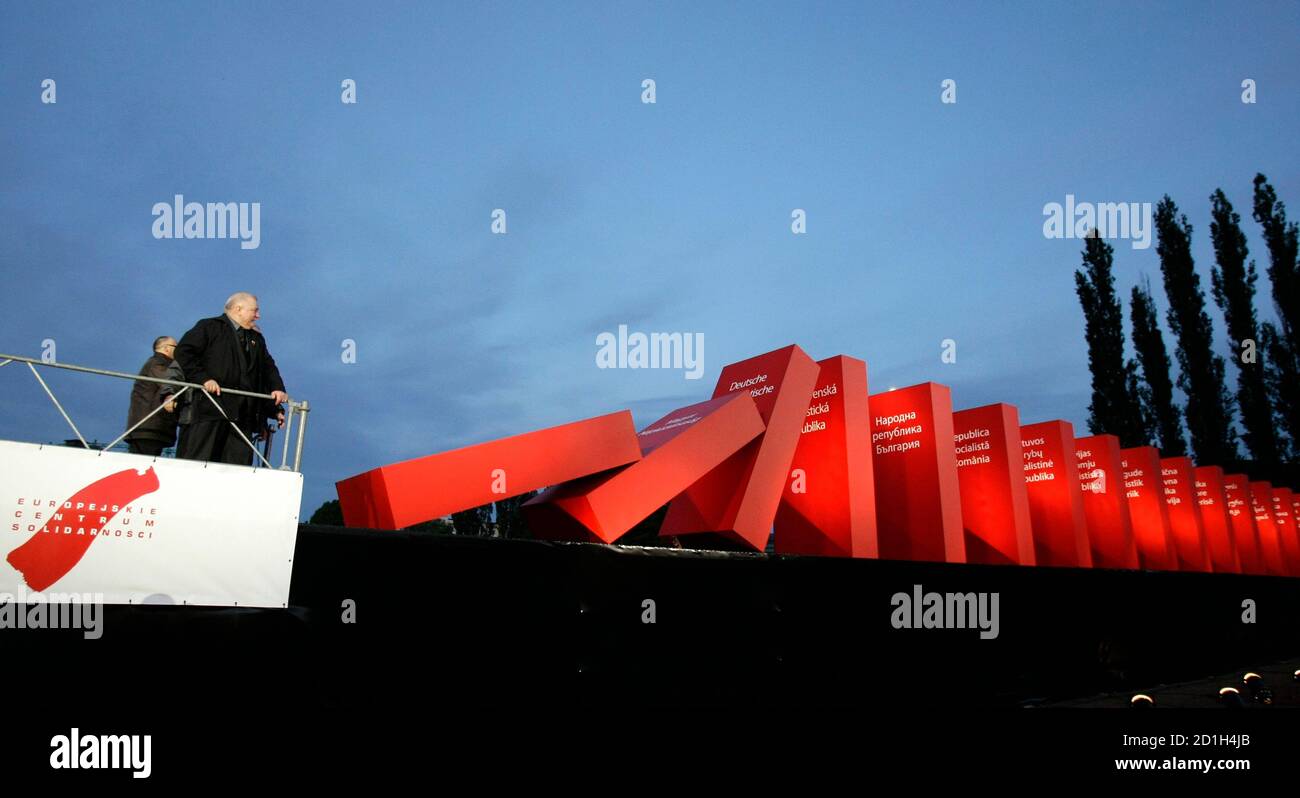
[174,292,288,465]
[124,336,180,456]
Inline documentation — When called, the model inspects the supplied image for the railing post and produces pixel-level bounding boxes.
[280,402,294,469]
[293,400,309,472]
[27,362,88,449]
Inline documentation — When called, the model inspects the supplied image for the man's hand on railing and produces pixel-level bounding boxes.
[275,410,286,429]
[203,379,221,395]
[271,390,288,405]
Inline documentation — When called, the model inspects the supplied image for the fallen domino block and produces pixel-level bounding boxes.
[335,410,642,529]
[523,392,765,543]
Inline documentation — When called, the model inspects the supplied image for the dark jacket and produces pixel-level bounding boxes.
[125,353,179,445]
[174,315,286,426]
[160,359,194,426]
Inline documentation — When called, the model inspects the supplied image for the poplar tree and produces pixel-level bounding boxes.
[1153,196,1238,464]
[1074,231,1150,446]
[1253,174,1300,345]
[1130,282,1187,455]
[1209,188,1278,465]
[1253,174,1300,457]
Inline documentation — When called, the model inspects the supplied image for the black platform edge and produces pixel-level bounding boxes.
[4,523,1298,782]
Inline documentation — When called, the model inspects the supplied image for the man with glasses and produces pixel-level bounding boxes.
[123,336,180,456]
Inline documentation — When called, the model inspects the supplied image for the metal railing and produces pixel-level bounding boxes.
[0,352,310,472]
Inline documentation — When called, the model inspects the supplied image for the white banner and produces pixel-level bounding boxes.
[0,440,301,607]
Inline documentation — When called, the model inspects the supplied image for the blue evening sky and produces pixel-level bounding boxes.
[2,1,1297,517]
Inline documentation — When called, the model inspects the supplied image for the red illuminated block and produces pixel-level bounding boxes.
[1160,457,1211,572]
[1249,482,1287,576]
[521,393,765,543]
[1020,420,1091,568]
[1271,488,1300,576]
[773,355,878,558]
[1192,466,1240,573]
[1293,493,1300,571]
[1222,474,1263,574]
[868,382,964,564]
[660,344,821,551]
[1120,446,1177,570]
[1075,434,1139,569]
[951,403,1034,566]
[335,410,642,530]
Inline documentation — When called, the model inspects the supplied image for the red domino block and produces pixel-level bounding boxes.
[952,403,1035,566]
[1120,446,1177,570]
[335,410,642,530]
[659,344,821,551]
[336,469,388,530]
[1160,457,1211,572]
[1192,466,1240,573]
[1292,493,1300,571]
[774,355,878,558]
[1271,488,1300,576]
[1222,474,1263,574]
[1021,420,1092,568]
[1075,434,1140,569]
[1249,482,1287,576]
[521,393,765,543]
[868,382,964,564]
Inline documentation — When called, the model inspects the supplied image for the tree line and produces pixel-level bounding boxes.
[308,493,538,536]
[1075,173,1300,480]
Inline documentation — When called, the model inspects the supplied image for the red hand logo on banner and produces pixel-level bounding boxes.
[6,467,161,591]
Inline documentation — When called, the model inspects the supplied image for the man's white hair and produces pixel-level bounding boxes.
[224,292,257,311]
